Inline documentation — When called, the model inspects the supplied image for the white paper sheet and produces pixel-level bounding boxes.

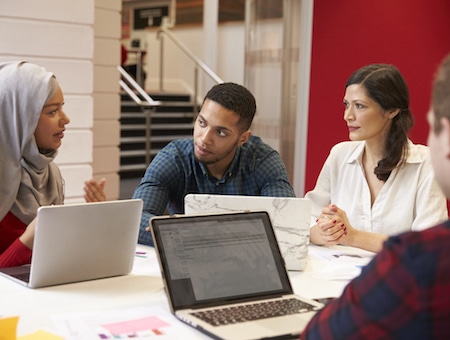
[52,306,203,340]
[308,244,375,281]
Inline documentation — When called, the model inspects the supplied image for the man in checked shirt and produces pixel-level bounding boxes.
[132,82,295,246]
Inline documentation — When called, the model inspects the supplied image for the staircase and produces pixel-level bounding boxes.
[120,92,198,179]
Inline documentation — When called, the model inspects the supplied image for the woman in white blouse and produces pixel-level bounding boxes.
[306,63,448,253]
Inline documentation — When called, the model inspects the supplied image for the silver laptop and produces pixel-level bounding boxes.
[150,211,322,340]
[184,194,311,271]
[0,199,143,288]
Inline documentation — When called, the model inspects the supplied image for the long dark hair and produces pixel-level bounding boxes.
[346,64,414,181]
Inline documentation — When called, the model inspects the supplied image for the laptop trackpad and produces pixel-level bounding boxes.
[256,314,312,336]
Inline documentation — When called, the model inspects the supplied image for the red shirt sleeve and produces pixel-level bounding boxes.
[0,238,32,268]
[0,212,32,268]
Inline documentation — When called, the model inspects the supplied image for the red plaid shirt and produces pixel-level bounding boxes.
[302,220,450,339]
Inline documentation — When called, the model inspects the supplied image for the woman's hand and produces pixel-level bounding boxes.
[315,217,345,247]
[322,204,363,247]
[320,205,383,251]
[83,178,106,202]
[311,204,352,246]
[311,204,387,252]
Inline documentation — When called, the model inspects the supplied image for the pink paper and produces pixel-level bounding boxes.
[102,315,170,335]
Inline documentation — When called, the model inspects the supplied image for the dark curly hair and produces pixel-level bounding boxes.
[346,64,414,181]
[202,82,256,132]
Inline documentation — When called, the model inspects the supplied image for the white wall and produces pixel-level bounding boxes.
[142,22,245,98]
[93,0,122,201]
[0,0,121,202]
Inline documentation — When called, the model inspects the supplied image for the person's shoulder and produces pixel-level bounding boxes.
[402,219,450,244]
[246,135,268,145]
[152,139,193,167]
[160,138,193,153]
[360,221,450,308]
[168,138,192,147]
[384,220,450,264]
[406,141,431,163]
[243,135,275,152]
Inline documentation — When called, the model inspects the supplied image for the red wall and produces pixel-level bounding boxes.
[305,0,450,197]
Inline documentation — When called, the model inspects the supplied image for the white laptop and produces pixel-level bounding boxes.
[0,199,143,288]
[184,194,311,271]
[150,211,322,340]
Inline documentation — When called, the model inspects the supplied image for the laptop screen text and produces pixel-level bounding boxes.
[153,212,293,310]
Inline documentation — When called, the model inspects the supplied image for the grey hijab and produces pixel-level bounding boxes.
[0,61,64,224]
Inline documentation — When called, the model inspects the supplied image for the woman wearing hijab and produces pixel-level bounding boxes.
[0,61,105,268]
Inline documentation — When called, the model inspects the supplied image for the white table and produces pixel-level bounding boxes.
[0,244,374,338]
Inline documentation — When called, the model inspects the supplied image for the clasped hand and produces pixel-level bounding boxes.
[316,204,354,246]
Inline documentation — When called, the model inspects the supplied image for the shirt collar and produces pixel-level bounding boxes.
[197,146,242,180]
[346,142,365,164]
[403,140,425,164]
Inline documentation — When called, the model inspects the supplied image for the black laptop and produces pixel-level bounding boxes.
[150,211,322,340]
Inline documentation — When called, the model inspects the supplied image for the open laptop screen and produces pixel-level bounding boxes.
[151,211,294,311]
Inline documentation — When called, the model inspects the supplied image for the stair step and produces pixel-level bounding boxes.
[121,111,195,119]
[120,92,191,102]
[120,164,149,172]
[121,123,193,131]
[149,93,191,102]
[121,118,194,127]
[120,90,198,178]
[120,149,159,157]
[120,107,198,115]
[121,100,197,108]
[120,135,191,143]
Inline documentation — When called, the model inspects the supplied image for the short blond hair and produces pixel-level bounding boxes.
[432,54,450,133]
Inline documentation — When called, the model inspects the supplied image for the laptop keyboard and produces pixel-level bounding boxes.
[191,298,318,326]
[11,271,30,283]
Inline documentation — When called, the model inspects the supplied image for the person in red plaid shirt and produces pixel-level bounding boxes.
[301,53,450,339]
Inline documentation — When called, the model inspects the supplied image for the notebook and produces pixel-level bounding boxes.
[0,199,143,288]
[184,194,311,271]
[150,211,322,340]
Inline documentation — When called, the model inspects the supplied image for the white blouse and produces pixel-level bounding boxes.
[305,141,448,235]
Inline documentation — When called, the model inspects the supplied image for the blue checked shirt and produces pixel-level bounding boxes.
[132,136,295,246]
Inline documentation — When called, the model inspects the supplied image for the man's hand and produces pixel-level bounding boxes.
[83,178,106,202]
